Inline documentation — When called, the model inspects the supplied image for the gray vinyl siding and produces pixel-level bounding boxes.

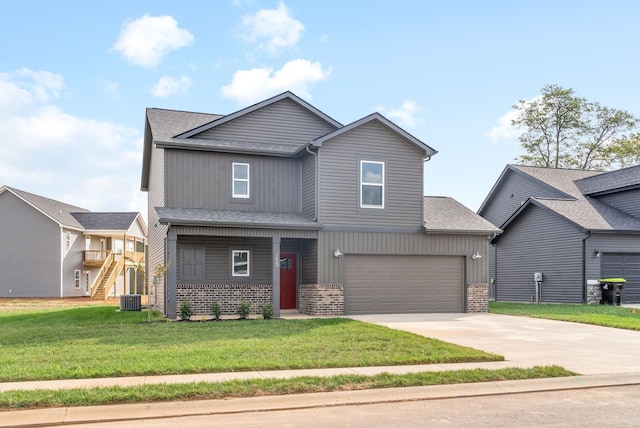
[481,170,567,227]
[301,152,316,219]
[597,188,640,218]
[193,98,337,145]
[147,143,167,312]
[0,192,61,297]
[61,229,85,297]
[301,238,318,284]
[495,205,585,303]
[317,121,424,228]
[317,230,489,285]
[165,150,302,213]
[177,236,272,283]
[587,233,640,281]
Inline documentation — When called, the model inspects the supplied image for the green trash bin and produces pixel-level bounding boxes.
[599,278,625,306]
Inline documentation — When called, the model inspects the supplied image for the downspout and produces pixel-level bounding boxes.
[60,226,65,297]
[582,230,592,303]
[305,143,318,221]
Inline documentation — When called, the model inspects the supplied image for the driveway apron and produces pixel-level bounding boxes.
[349,313,640,375]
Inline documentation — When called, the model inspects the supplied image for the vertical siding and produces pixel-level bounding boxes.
[301,152,316,219]
[481,170,567,227]
[165,150,302,213]
[301,238,318,284]
[317,121,424,228]
[597,189,640,218]
[147,143,167,312]
[318,231,488,285]
[194,98,337,145]
[496,205,585,303]
[0,192,61,297]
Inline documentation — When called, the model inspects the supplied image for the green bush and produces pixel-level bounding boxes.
[261,303,274,320]
[179,299,194,321]
[210,301,222,320]
[236,299,252,320]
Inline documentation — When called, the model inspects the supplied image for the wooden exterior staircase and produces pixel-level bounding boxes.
[89,252,125,300]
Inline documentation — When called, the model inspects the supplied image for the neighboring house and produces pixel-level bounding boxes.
[478,164,640,304]
[0,186,147,299]
[140,91,501,319]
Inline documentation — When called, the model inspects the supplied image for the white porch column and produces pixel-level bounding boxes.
[272,236,281,318]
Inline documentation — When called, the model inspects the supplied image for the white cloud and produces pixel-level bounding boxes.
[487,96,540,143]
[112,15,194,68]
[0,68,147,219]
[221,59,329,105]
[383,100,424,128]
[240,2,304,55]
[151,76,192,98]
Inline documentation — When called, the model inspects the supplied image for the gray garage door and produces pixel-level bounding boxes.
[602,253,640,303]
[344,255,464,314]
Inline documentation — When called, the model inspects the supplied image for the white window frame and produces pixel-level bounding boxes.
[74,269,81,289]
[232,249,250,277]
[360,160,385,209]
[232,162,250,199]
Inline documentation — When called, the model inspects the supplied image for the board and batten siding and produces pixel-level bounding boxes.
[495,205,585,303]
[193,98,337,146]
[0,191,62,297]
[317,121,424,228]
[165,150,302,213]
[301,238,318,284]
[317,230,489,286]
[147,142,167,312]
[481,170,567,227]
[596,189,640,218]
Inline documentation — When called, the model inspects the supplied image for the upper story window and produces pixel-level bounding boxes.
[360,160,385,209]
[232,162,250,198]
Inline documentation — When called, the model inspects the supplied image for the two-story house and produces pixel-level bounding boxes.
[479,164,640,304]
[0,186,147,299]
[140,92,500,319]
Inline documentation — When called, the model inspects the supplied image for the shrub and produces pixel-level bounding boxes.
[210,301,222,320]
[179,299,194,321]
[261,303,274,320]
[236,299,252,320]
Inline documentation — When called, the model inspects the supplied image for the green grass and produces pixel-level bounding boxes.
[0,305,503,382]
[0,366,574,410]
[490,301,640,330]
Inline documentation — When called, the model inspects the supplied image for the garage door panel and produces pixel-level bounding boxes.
[602,253,640,304]
[344,255,464,314]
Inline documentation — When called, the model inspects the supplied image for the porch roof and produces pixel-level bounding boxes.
[156,208,321,230]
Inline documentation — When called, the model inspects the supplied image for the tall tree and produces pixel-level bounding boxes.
[511,84,639,170]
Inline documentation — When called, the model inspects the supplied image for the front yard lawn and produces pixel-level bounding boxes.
[0,305,504,382]
[490,301,640,330]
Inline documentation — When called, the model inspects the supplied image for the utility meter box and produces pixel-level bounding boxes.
[534,272,543,282]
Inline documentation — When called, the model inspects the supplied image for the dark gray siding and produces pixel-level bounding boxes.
[481,170,567,227]
[597,188,640,218]
[194,98,337,145]
[177,236,272,283]
[301,152,316,219]
[301,238,318,284]
[495,205,585,303]
[317,121,424,228]
[0,192,61,297]
[318,230,489,286]
[165,150,302,213]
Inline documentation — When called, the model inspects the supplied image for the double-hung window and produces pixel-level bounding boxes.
[232,250,250,277]
[360,160,385,208]
[232,163,250,198]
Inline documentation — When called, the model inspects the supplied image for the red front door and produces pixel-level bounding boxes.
[280,254,297,309]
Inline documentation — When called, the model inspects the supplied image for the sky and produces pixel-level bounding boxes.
[2,1,640,222]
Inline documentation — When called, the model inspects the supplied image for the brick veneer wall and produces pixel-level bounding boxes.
[466,283,488,313]
[176,283,272,317]
[299,284,344,316]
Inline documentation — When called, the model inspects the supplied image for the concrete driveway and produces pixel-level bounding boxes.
[349,313,640,375]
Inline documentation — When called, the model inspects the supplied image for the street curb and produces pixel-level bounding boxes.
[3,373,640,428]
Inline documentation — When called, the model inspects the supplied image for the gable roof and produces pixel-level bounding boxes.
[575,164,640,195]
[312,112,437,157]
[71,212,145,234]
[423,196,501,235]
[0,186,89,230]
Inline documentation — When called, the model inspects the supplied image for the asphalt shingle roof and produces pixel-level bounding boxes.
[575,164,640,195]
[3,186,89,229]
[423,196,501,234]
[71,212,139,231]
[155,208,320,229]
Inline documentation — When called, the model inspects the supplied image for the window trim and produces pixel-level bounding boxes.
[232,162,250,199]
[231,249,251,277]
[360,160,385,209]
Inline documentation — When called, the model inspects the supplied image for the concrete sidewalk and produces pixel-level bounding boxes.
[3,312,640,427]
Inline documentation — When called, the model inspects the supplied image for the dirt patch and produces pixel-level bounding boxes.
[0,297,120,312]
